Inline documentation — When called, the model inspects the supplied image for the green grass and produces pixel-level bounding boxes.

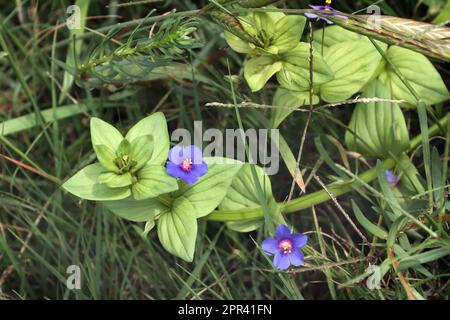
[0,0,449,300]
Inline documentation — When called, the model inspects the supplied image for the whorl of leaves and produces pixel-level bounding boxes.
[79,14,198,86]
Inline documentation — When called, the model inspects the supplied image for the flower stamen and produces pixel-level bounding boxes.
[180,158,193,172]
[278,239,293,254]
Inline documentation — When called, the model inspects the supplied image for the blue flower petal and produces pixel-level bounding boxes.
[292,233,308,248]
[166,161,184,179]
[304,13,319,19]
[323,17,334,24]
[289,249,305,267]
[261,238,279,255]
[168,146,184,165]
[273,252,290,270]
[182,145,203,165]
[309,5,326,10]
[191,161,208,177]
[333,14,349,20]
[275,224,291,240]
[385,170,398,186]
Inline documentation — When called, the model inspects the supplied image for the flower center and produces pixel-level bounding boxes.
[278,239,293,254]
[114,153,137,174]
[180,158,193,172]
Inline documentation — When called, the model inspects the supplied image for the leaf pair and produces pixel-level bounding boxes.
[219,164,284,232]
[63,112,177,201]
[224,11,304,55]
[224,11,310,92]
[345,80,410,159]
[105,157,243,262]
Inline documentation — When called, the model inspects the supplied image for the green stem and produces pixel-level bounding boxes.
[207,114,449,222]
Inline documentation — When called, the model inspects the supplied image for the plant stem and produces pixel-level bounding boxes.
[207,113,449,222]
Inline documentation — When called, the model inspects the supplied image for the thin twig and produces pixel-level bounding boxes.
[205,97,406,111]
[313,173,369,243]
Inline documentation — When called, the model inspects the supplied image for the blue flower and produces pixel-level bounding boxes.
[304,3,348,25]
[385,170,398,187]
[166,145,208,185]
[261,224,308,270]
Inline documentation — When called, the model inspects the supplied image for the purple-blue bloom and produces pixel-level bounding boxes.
[166,145,208,185]
[385,170,398,187]
[262,224,308,270]
[304,4,348,24]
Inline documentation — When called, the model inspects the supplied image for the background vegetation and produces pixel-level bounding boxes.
[0,0,449,300]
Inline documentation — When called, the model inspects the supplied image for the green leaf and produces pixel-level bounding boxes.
[90,117,124,154]
[379,46,450,106]
[98,172,133,188]
[175,157,243,218]
[142,219,156,237]
[129,134,154,172]
[320,40,386,103]
[125,112,169,165]
[219,164,280,232]
[272,15,306,53]
[224,10,284,55]
[63,163,131,201]
[313,26,360,53]
[396,153,425,195]
[351,200,388,239]
[376,161,437,237]
[94,144,119,173]
[398,247,450,271]
[271,87,319,128]
[277,42,334,91]
[224,31,252,54]
[103,196,168,222]
[116,138,131,155]
[131,165,178,200]
[157,196,197,262]
[345,80,410,158]
[244,56,282,92]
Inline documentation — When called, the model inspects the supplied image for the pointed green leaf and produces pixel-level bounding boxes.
[224,31,252,54]
[175,157,243,218]
[272,15,306,53]
[398,247,450,271]
[98,172,133,188]
[219,164,282,232]
[90,117,124,155]
[313,26,360,52]
[351,200,388,239]
[396,153,425,195]
[345,80,410,158]
[277,42,334,91]
[157,196,197,262]
[62,163,130,201]
[116,138,131,155]
[131,165,178,200]
[94,144,119,173]
[271,88,319,128]
[320,40,386,103]
[244,56,282,92]
[125,112,169,165]
[130,134,154,172]
[379,46,450,106]
[103,196,168,222]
